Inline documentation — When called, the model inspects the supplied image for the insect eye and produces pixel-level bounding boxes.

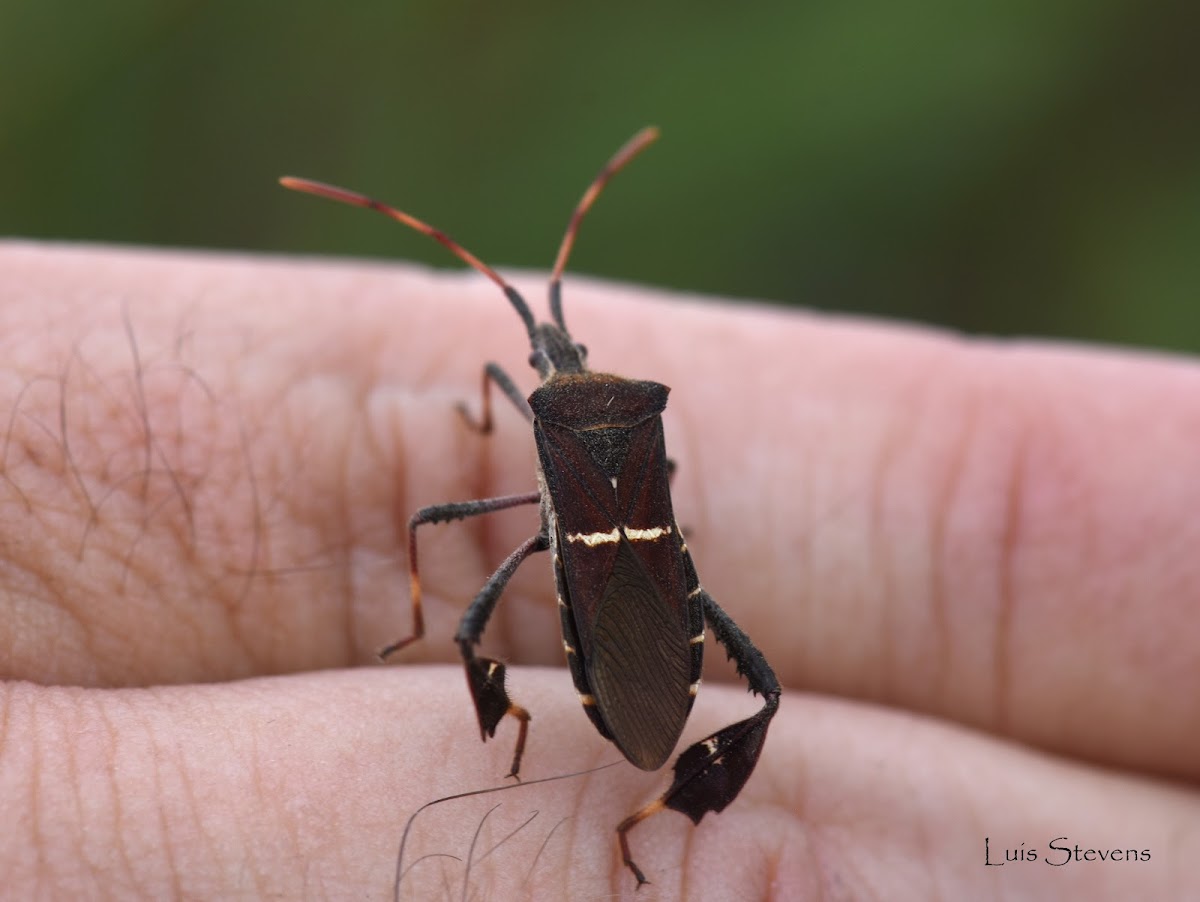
[575,343,588,358]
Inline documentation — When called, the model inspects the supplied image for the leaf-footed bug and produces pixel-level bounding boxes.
[281,128,781,886]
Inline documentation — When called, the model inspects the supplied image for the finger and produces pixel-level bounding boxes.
[3,243,1198,783]
[2,667,1194,900]
[641,298,1200,782]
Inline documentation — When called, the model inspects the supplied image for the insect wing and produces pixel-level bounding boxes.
[533,391,693,770]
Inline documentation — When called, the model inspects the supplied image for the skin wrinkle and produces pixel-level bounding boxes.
[10,380,81,515]
[869,428,894,704]
[120,309,150,498]
[796,423,816,679]
[168,712,216,892]
[803,829,829,901]
[20,404,66,469]
[146,712,184,902]
[992,426,1026,734]
[192,410,260,656]
[59,349,99,522]
[196,417,261,663]
[231,416,264,619]
[1166,821,1190,891]
[820,826,875,902]
[120,492,189,590]
[952,756,995,902]
[69,333,201,556]
[435,865,454,901]
[559,747,610,899]
[0,685,10,760]
[142,365,220,561]
[117,400,220,669]
[26,690,47,892]
[242,421,300,597]
[906,765,940,901]
[6,538,88,683]
[131,400,196,550]
[930,397,978,713]
[248,721,294,892]
[99,695,137,894]
[339,426,377,666]
[79,468,185,566]
[226,712,267,901]
[761,838,781,902]
[0,374,39,513]
[868,379,923,705]
[55,693,88,890]
[164,363,221,545]
[329,386,369,665]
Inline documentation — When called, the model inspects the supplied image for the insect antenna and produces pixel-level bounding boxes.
[279,176,537,339]
[547,126,661,333]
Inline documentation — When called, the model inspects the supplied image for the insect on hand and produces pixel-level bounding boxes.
[280,127,781,887]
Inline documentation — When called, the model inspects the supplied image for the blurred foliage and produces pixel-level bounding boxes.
[1,1,1197,352]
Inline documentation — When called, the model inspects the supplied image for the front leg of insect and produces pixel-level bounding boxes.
[281,125,781,887]
[455,361,533,434]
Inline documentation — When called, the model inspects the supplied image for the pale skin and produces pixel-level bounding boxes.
[1,242,1198,901]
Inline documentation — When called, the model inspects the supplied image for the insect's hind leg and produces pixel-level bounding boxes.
[617,589,780,886]
[454,530,550,780]
[379,491,541,660]
[457,362,533,433]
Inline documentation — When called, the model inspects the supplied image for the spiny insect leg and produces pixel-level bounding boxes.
[455,530,550,779]
[379,491,541,660]
[456,362,533,433]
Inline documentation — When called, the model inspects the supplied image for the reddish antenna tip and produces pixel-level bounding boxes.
[279,176,346,197]
[549,126,661,285]
[636,125,662,144]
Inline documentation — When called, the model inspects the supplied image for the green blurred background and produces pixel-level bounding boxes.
[3,2,1197,351]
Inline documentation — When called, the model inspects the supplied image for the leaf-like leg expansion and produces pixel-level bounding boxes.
[617,590,780,887]
[455,530,550,779]
[379,491,541,659]
[456,362,533,433]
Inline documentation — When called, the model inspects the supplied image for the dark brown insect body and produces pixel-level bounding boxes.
[281,128,780,886]
[534,373,695,772]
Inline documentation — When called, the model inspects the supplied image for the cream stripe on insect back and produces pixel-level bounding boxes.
[564,524,673,546]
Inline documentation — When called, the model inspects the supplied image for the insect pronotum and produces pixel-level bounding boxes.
[281,127,781,886]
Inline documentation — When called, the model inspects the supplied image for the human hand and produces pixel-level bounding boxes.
[1,242,1196,900]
